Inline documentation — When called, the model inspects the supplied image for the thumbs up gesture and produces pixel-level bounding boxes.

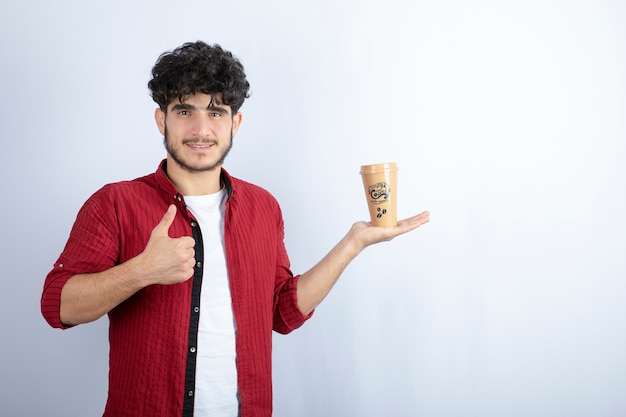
[140,205,196,285]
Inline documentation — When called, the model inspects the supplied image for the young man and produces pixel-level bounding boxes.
[41,41,430,417]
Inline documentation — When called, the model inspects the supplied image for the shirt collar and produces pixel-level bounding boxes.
[155,159,234,201]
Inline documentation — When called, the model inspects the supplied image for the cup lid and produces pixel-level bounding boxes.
[359,162,398,174]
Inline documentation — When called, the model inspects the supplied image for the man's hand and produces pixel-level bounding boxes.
[139,205,196,285]
[347,211,431,252]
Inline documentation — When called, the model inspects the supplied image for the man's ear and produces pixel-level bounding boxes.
[155,108,166,135]
[231,112,243,137]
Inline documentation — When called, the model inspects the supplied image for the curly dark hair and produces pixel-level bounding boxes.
[148,41,250,113]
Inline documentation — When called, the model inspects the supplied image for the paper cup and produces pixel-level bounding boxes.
[359,162,398,227]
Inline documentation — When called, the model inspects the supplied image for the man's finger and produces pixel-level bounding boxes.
[152,205,177,236]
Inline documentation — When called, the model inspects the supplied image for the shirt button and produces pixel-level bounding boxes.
[190,347,196,353]
[196,261,202,268]
[191,221,198,228]
[193,307,199,313]
[188,391,194,397]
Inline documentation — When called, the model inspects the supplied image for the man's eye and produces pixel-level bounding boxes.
[178,110,190,116]
[210,112,222,118]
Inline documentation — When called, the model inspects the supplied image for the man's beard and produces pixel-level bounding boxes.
[164,124,233,173]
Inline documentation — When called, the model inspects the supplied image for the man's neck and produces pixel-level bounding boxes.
[166,158,223,196]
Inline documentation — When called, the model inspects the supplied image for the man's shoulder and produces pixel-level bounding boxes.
[229,175,276,200]
[227,175,284,216]
[87,172,159,203]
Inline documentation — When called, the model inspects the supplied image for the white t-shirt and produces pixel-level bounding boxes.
[185,189,239,416]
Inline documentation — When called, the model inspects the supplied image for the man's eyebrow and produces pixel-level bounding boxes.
[207,104,230,115]
[171,103,194,111]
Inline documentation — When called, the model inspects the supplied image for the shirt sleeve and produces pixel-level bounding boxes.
[41,189,120,329]
[273,275,314,334]
[271,210,314,334]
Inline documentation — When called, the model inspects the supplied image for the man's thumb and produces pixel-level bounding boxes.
[153,204,177,236]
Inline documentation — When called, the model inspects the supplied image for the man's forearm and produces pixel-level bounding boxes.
[295,212,430,315]
[296,233,362,316]
[59,257,148,326]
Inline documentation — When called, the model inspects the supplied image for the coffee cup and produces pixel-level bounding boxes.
[359,162,398,227]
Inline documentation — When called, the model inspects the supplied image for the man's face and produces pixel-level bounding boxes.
[155,92,242,173]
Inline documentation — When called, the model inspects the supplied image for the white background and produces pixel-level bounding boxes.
[1,1,625,416]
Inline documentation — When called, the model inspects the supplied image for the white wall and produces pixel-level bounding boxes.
[2,1,625,416]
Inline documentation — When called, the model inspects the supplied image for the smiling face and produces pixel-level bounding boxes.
[155,92,242,174]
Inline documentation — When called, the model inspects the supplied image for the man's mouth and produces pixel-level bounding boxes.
[185,140,216,149]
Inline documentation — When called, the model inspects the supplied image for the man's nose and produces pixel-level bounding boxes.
[190,115,212,137]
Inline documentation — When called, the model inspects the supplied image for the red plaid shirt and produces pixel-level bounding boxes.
[41,160,312,416]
